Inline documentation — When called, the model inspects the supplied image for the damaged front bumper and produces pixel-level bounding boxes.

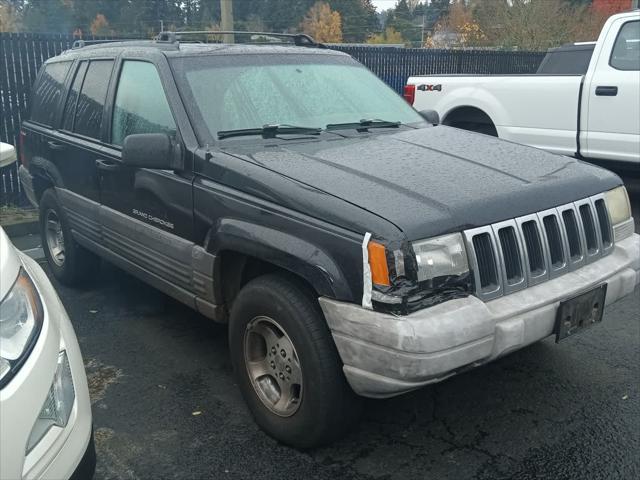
[320,233,640,398]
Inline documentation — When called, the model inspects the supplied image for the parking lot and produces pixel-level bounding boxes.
[11,177,638,480]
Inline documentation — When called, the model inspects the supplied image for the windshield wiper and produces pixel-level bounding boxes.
[326,118,401,131]
[218,124,322,140]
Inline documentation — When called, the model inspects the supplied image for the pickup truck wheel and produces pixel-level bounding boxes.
[450,120,498,137]
[229,274,361,448]
[39,188,99,285]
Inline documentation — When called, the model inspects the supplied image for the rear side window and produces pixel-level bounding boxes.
[30,61,72,127]
[62,61,88,131]
[536,45,594,75]
[111,61,176,146]
[73,60,114,139]
[610,21,640,71]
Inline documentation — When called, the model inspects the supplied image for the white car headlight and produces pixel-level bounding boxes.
[0,269,44,387]
[604,186,633,242]
[412,232,469,282]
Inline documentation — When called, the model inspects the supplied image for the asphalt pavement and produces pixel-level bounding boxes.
[12,177,640,480]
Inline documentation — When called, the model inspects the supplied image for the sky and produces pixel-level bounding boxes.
[371,0,400,12]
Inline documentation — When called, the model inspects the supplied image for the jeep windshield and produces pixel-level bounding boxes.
[170,53,426,143]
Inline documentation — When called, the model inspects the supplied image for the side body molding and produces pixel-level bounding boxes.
[55,187,223,321]
[208,218,354,301]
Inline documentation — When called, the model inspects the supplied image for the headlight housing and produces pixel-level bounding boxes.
[26,351,75,453]
[605,186,633,242]
[412,232,469,282]
[0,268,44,388]
[363,233,472,314]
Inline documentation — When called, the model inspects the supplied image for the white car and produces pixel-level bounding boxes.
[407,10,640,170]
[0,226,94,479]
[0,141,18,168]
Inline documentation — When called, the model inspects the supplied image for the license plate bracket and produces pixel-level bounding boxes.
[555,284,607,343]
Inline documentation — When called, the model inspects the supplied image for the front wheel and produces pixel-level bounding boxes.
[229,274,361,448]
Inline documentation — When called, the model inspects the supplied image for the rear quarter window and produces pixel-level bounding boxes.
[73,60,114,139]
[30,61,72,127]
[62,61,88,132]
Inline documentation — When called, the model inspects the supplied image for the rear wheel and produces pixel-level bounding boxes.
[229,274,361,448]
[39,188,99,285]
[450,120,498,137]
[443,107,498,137]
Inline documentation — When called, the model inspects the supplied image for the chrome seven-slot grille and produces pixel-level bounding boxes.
[463,193,613,301]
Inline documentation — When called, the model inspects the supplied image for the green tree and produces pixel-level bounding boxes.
[236,0,314,32]
[385,0,420,43]
[328,0,378,42]
[424,0,450,30]
[21,0,75,33]
[367,26,404,44]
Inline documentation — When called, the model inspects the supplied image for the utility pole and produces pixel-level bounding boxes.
[421,14,425,47]
[220,0,234,44]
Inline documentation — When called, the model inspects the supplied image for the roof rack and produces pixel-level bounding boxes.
[72,38,143,49]
[155,30,323,48]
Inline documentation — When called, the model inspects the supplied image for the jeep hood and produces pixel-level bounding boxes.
[228,126,621,240]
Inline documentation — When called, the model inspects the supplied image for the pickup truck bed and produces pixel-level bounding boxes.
[408,11,640,169]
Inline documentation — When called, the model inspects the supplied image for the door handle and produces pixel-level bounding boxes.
[47,140,64,151]
[95,159,120,172]
[595,86,618,96]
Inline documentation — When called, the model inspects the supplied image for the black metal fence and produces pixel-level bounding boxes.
[0,32,545,206]
[333,45,545,94]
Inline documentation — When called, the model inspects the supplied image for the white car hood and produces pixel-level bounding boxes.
[0,227,21,300]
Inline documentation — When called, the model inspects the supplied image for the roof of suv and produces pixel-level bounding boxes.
[54,40,347,61]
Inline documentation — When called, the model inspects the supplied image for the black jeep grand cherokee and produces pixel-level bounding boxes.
[19,35,639,448]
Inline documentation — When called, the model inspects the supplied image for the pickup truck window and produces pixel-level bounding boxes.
[111,61,176,146]
[610,20,640,71]
[170,54,424,143]
[536,43,594,75]
[30,61,72,127]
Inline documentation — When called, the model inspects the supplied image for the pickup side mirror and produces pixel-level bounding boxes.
[418,109,440,126]
[121,133,183,170]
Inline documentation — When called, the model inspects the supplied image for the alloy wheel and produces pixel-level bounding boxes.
[44,209,66,267]
[244,316,303,417]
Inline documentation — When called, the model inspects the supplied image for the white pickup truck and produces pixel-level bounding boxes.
[407,10,640,171]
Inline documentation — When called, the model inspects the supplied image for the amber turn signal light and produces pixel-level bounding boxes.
[368,241,391,286]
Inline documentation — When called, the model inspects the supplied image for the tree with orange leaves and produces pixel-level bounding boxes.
[300,2,343,43]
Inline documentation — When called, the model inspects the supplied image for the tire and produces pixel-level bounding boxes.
[452,121,498,137]
[39,188,99,285]
[229,273,361,448]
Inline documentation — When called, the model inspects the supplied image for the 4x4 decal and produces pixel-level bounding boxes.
[417,84,442,92]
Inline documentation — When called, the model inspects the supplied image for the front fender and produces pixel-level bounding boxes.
[208,218,355,301]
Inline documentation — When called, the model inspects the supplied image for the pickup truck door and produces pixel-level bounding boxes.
[584,18,640,163]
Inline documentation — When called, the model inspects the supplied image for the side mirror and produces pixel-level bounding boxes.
[419,109,440,126]
[121,133,182,170]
